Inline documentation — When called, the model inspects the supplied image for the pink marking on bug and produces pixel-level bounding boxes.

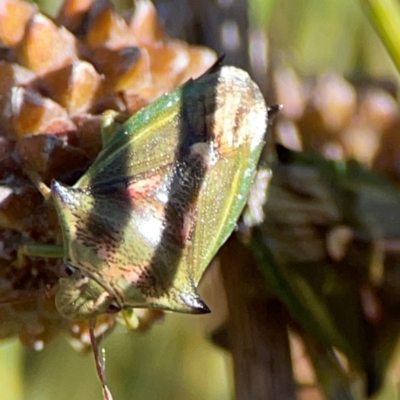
[125,176,162,200]
[96,243,114,261]
[123,267,145,284]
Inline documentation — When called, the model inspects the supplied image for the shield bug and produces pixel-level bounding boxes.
[27,60,268,320]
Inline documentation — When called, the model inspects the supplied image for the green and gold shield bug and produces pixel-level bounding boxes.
[39,60,268,320]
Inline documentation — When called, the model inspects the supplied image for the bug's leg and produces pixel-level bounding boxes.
[21,243,64,258]
[116,309,140,330]
[17,243,64,267]
[16,160,61,266]
[24,169,52,201]
[101,110,129,147]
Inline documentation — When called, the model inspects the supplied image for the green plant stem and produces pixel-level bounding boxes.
[298,329,356,400]
[360,0,400,74]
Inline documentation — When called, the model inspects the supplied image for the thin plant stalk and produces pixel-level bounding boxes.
[360,0,400,74]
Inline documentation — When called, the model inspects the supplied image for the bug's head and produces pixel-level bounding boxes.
[55,266,122,320]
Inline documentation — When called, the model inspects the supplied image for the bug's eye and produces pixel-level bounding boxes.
[106,302,122,314]
[59,264,75,277]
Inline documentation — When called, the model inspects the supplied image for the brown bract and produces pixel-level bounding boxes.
[273,66,399,170]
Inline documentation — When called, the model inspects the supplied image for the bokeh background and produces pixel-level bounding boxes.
[1,0,400,399]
